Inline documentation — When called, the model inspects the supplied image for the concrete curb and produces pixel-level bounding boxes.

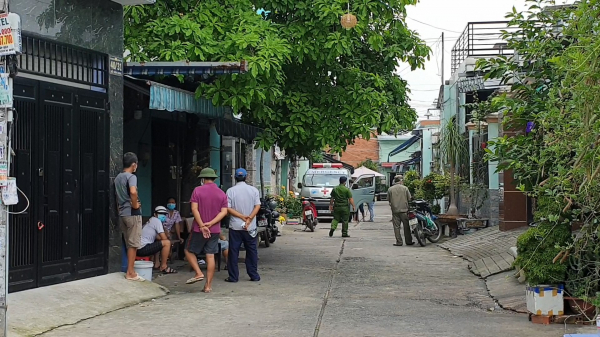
[483,246,529,314]
[8,273,169,336]
[438,228,529,314]
[508,246,518,259]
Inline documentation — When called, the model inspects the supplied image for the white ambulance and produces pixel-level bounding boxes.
[298,163,375,218]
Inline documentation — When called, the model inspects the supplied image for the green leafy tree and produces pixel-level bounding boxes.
[356,159,379,171]
[474,0,600,300]
[124,0,429,157]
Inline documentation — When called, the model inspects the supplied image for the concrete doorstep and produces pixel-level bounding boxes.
[8,273,169,337]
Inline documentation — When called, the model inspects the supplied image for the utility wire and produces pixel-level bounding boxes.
[407,17,464,34]
[433,39,441,75]
[398,65,412,74]
[410,99,438,103]
[422,36,460,41]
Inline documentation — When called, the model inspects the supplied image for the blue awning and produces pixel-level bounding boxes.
[124,77,262,141]
[148,81,226,118]
[124,61,248,76]
[390,156,421,172]
[404,156,421,165]
[389,135,421,157]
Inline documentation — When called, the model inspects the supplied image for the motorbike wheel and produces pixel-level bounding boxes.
[256,232,263,246]
[414,221,427,247]
[263,228,271,247]
[269,230,277,243]
[306,215,315,232]
[426,221,443,243]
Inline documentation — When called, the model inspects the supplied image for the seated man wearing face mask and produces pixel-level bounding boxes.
[137,206,178,274]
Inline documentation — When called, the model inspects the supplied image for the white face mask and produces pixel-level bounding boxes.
[200,178,205,186]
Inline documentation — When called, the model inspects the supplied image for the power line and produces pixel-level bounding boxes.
[397,65,412,74]
[407,98,436,106]
[422,36,460,41]
[410,99,437,103]
[407,17,464,34]
[433,38,441,75]
[410,83,447,86]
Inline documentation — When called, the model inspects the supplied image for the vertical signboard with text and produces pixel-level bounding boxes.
[0,9,19,336]
[0,13,14,56]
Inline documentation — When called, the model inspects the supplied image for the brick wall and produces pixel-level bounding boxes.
[339,133,379,167]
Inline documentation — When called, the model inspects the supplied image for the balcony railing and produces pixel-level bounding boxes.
[451,21,516,75]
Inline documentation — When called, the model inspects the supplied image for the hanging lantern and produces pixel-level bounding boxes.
[340,13,357,29]
[340,3,357,29]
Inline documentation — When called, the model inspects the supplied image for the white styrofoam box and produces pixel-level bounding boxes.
[526,284,564,316]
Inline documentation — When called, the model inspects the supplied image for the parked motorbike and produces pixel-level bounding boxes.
[301,197,318,232]
[257,197,279,247]
[408,200,442,247]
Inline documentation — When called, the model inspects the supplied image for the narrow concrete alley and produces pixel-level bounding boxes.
[41,203,584,337]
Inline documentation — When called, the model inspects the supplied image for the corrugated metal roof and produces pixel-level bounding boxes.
[124,61,248,76]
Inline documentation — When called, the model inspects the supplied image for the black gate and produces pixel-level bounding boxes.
[9,78,109,292]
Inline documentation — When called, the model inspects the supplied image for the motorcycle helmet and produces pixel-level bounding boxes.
[271,211,280,219]
[268,200,278,211]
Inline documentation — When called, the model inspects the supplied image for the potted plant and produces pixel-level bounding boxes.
[275,186,301,220]
[419,172,451,215]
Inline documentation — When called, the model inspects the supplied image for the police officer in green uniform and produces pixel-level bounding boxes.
[329,176,356,238]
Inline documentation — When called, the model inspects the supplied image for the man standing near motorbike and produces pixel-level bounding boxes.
[225,168,262,282]
[329,176,356,238]
[387,175,414,246]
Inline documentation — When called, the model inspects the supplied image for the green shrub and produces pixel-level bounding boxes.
[514,221,572,285]
[403,170,421,195]
[565,222,600,304]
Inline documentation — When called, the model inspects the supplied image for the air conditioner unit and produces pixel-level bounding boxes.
[111,0,156,5]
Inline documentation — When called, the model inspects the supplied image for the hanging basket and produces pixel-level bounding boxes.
[340,13,357,29]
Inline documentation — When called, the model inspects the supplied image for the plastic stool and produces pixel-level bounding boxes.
[135,256,151,261]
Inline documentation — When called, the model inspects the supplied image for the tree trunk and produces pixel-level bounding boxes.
[447,161,459,215]
[289,156,297,192]
[260,149,265,197]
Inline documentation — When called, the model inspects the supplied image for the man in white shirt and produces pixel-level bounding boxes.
[137,206,177,274]
[225,168,261,282]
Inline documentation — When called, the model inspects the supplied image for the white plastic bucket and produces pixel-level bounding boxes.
[134,261,153,281]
